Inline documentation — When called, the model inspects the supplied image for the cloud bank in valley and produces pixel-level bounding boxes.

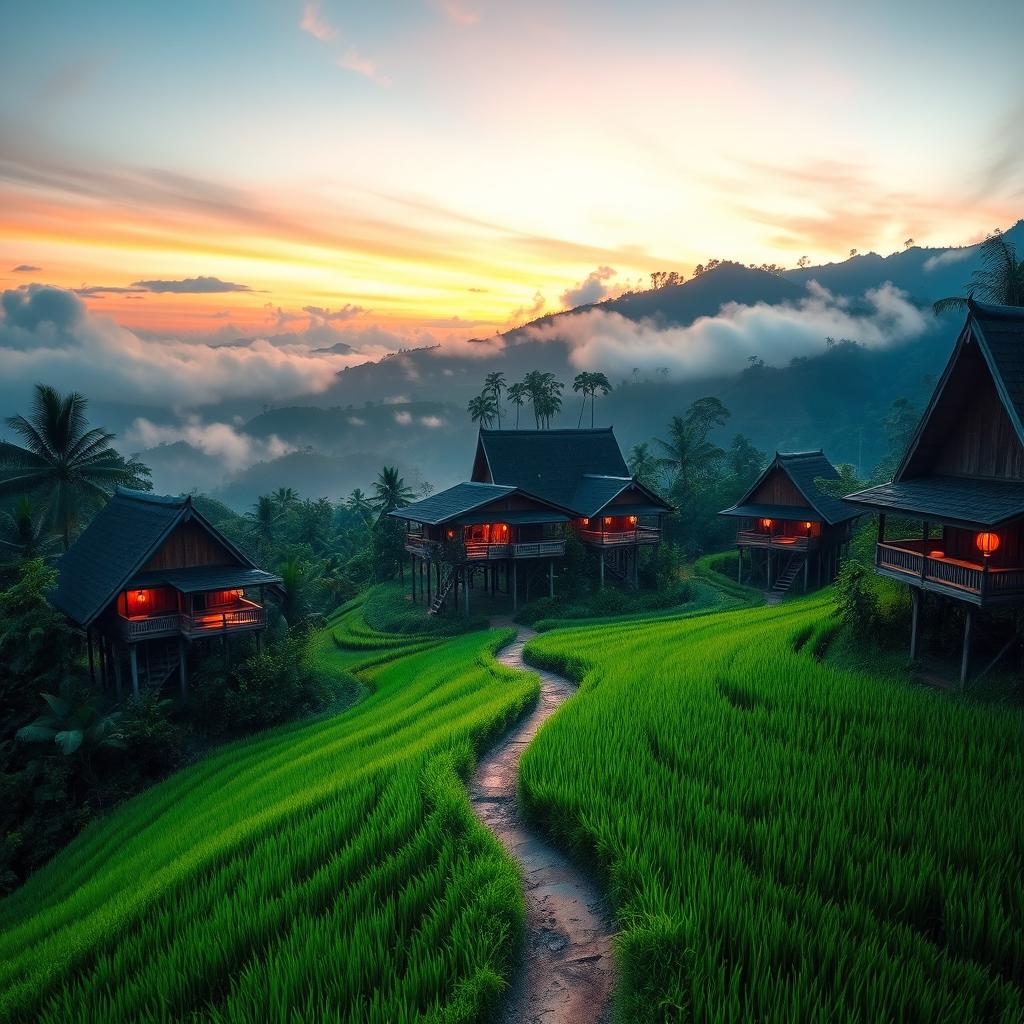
[126,417,293,472]
[0,284,387,410]
[525,281,930,378]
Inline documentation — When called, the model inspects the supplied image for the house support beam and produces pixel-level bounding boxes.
[737,547,743,584]
[512,561,518,612]
[767,550,773,589]
[129,645,140,698]
[960,607,975,690]
[549,559,554,598]
[178,637,188,697]
[909,589,921,661]
[599,552,605,588]
[803,556,810,592]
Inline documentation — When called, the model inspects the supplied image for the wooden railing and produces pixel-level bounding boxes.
[404,535,439,555]
[737,531,818,550]
[579,527,661,547]
[876,541,1024,601]
[119,613,182,640]
[184,605,266,634]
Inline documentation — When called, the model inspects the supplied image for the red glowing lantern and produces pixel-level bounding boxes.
[135,589,148,604]
[976,532,1000,557]
[628,515,637,526]
[446,529,455,540]
[803,521,812,531]
[761,518,773,530]
[581,517,590,526]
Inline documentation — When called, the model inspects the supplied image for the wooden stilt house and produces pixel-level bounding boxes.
[390,428,673,613]
[52,488,282,697]
[720,451,860,594]
[845,300,1024,684]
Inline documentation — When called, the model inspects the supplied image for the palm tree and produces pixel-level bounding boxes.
[372,466,416,517]
[248,494,280,545]
[467,392,498,429]
[0,496,61,563]
[271,486,300,513]
[523,371,564,429]
[572,371,613,427]
[628,442,659,490]
[483,371,506,429]
[346,488,374,525]
[933,232,1024,314]
[507,382,527,428]
[655,398,730,496]
[0,384,151,549]
[277,557,317,628]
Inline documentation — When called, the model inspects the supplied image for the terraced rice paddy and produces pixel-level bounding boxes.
[520,593,1024,1022]
[0,599,538,1023]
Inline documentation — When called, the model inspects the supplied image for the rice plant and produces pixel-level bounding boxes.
[520,593,1024,1022]
[0,603,538,1023]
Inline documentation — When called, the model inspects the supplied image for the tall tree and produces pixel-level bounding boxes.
[0,385,151,549]
[655,397,730,496]
[933,232,1024,314]
[467,392,498,429]
[345,487,374,524]
[507,382,527,428]
[572,371,612,427]
[628,442,659,490]
[483,371,506,429]
[726,434,765,485]
[271,487,299,513]
[523,371,563,429]
[247,495,281,545]
[372,466,415,517]
[0,496,60,564]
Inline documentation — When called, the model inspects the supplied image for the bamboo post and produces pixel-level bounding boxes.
[960,607,975,689]
[549,559,554,598]
[513,561,518,612]
[178,637,188,697]
[909,589,920,661]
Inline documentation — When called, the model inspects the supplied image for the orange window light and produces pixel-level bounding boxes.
[447,529,455,539]
[803,521,812,530]
[581,517,590,526]
[976,532,1000,556]
[604,516,613,525]
[761,518,773,530]
[628,515,637,525]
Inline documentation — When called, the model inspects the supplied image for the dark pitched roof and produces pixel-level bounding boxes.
[474,428,630,508]
[131,566,282,593]
[844,476,1024,528]
[721,450,860,525]
[719,503,826,523]
[895,301,1024,481]
[52,488,260,627]
[387,481,571,526]
[571,474,673,518]
[968,300,1024,445]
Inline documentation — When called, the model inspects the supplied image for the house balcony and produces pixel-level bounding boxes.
[579,527,661,547]
[875,540,1024,606]
[737,530,819,551]
[406,535,566,561]
[118,601,267,641]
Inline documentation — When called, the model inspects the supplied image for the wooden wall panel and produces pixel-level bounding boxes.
[750,468,808,507]
[143,520,237,571]
[931,358,1024,480]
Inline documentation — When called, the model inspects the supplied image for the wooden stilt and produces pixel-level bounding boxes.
[426,562,432,605]
[129,645,139,698]
[464,568,470,616]
[737,547,743,584]
[513,561,518,612]
[599,552,605,588]
[178,637,188,697]
[960,607,974,689]
[87,629,96,686]
[549,559,554,598]
[767,551,773,589]
[803,556,810,592]
[909,589,920,660]
[112,641,123,700]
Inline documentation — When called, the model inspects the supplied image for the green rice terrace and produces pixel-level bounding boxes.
[1,587,1022,1022]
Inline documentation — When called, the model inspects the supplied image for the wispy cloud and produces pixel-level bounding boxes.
[337,49,390,86]
[506,290,545,326]
[299,1,335,41]
[12,264,41,273]
[131,276,253,293]
[302,303,365,323]
[127,417,294,472]
[434,0,480,26]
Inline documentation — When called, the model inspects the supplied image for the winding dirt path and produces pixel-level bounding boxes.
[471,624,615,1024]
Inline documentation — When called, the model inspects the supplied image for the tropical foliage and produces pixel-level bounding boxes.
[933,231,1024,314]
[0,385,151,549]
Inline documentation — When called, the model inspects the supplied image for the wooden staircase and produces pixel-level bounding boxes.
[427,567,457,616]
[772,553,805,594]
[136,639,182,692]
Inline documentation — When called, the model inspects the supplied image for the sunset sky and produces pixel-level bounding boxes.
[1,0,1022,344]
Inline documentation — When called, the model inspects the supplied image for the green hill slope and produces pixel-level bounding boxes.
[0,603,538,1023]
[521,594,1024,1022]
